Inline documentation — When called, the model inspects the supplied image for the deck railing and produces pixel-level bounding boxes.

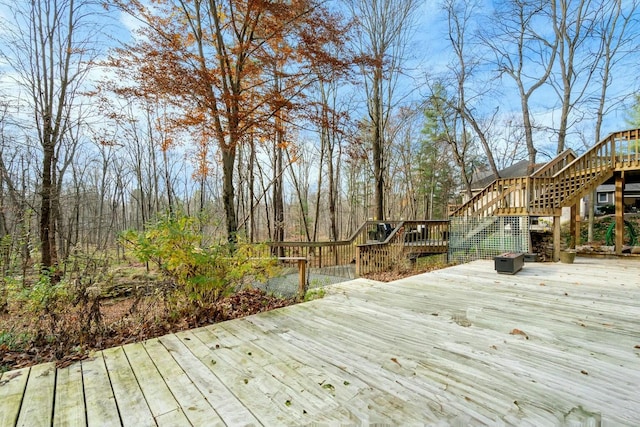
[530,149,577,178]
[450,177,530,218]
[451,129,640,218]
[264,220,449,276]
[265,220,400,269]
[355,220,449,276]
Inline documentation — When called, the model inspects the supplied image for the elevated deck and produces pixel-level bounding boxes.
[2,258,640,425]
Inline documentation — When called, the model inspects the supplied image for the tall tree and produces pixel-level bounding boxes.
[347,0,420,221]
[423,81,477,199]
[112,0,349,243]
[444,0,500,179]
[589,0,639,241]
[480,0,558,169]
[550,0,602,153]
[0,0,99,268]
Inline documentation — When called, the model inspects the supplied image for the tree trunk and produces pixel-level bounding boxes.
[221,147,238,244]
[40,144,54,268]
[372,71,384,221]
[273,134,285,246]
[163,149,174,215]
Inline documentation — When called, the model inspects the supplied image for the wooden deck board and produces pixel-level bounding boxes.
[121,342,190,425]
[81,354,120,427]
[16,363,55,427]
[150,335,245,426]
[53,363,86,427]
[0,368,29,427]
[2,258,640,425]
[187,325,307,425]
[101,346,155,427]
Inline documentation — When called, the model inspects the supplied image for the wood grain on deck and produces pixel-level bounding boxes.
[1,258,639,426]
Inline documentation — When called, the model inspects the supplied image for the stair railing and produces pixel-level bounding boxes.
[452,129,640,218]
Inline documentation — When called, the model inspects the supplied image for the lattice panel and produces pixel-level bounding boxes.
[449,216,530,264]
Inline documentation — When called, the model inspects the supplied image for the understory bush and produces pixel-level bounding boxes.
[121,215,278,315]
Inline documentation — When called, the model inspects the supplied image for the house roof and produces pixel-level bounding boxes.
[472,160,543,190]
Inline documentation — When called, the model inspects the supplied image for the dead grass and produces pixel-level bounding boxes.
[0,283,294,373]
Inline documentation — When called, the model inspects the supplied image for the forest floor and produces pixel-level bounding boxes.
[0,262,436,373]
[0,285,296,373]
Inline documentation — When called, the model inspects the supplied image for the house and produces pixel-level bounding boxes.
[594,183,640,214]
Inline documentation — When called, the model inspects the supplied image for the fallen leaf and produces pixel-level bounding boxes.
[581,370,588,375]
[322,383,335,391]
[391,357,402,366]
[510,329,529,340]
[634,345,640,349]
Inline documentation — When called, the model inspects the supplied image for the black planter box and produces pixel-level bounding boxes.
[494,252,524,275]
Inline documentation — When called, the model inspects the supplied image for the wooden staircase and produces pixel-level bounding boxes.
[451,129,640,219]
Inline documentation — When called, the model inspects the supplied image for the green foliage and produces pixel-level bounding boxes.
[17,269,70,313]
[304,288,326,301]
[599,204,615,215]
[0,330,31,350]
[626,93,640,128]
[121,215,278,306]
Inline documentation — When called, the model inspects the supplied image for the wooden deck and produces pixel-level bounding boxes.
[2,258,640,426]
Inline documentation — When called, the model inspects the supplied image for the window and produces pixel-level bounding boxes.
[598,193,608,203]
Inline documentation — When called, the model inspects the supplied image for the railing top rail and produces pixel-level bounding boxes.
[550,132,619,179]
[266,219,449,247]
[530,149,577,178]
[356,220,450,247]
[449,176,529,217]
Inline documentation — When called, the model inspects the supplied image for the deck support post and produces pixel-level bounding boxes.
[570,204,578,249]
[615,172,625,255]
[553,215,561,262]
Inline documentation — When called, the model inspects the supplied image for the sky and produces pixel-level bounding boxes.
[1,0,638,167]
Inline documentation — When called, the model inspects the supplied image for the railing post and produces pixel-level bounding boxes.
[355,245,361,277]
[615,173,625,255]
[297,259,307,300]
[553,215,561,262]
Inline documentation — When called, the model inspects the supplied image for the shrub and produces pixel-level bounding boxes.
[121,215,278,309]
[598,204,615,215]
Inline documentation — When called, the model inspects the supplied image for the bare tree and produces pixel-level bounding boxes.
[1,0,99,268]
[444,0,500,179]
[587,0,639,240]
[550,0,604,153]
[480,0,558,169]
[347,0,420,220]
